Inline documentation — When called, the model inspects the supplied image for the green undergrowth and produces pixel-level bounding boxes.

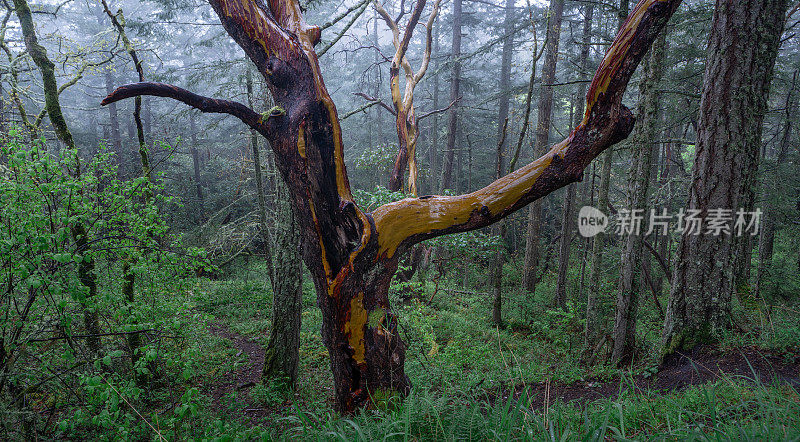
[283,379,799,441]
[183,260,800,441]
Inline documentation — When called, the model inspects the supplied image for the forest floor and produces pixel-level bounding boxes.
[209,317,799,415]
[494,345,800,408]
[205,306,800,428]
[190,262,800,439]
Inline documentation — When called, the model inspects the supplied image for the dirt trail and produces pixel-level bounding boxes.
[205,322,799,422]
[207,322,270,424]
[495,346,800,408]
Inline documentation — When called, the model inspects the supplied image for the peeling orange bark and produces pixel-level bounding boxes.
[102,0,682,413]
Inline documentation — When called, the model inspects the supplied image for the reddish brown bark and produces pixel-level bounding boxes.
[104,0,683,413]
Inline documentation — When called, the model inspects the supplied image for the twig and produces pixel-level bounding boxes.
[99,374,167,441]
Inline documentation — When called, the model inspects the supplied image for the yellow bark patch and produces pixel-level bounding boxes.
[372,138,570,258]
[344,292,368,364]
[297,124,306,158]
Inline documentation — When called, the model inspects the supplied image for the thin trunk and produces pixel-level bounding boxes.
[522,0,564,292]
[190,112,205,221]
[13,0,102,356]
[661,0,786,355]
[584,0,629,355]
[374,8,382,160]
[430,17,439,193]
[556,4,593,309]
[104,71,123,162]
[101,1,154,376]
[755,70,796,298]
[440,0,461,192]
[611,30,665,366]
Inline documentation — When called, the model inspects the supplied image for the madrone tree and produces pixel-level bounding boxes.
[103,0,683,413]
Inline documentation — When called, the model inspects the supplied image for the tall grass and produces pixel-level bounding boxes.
[279,374,799,441]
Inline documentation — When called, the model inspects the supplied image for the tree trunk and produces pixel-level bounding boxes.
[263,179,303,387]
[104,0,682,412]
[611,30,665,366]
[584,0,629,356]
[556,4,593,310]
[13,0,103,356]
[429,16,440,194]
[755,70,796,299]
[439,0,461,192]
[522,0,564,291]
[491,0,515,327]
[190,112,205,221]
[660,0,786,356]
[105,71,123,162]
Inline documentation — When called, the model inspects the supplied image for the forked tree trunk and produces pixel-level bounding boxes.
[104,0,682,412]
[522,0,564,292]
[661,0,786,356]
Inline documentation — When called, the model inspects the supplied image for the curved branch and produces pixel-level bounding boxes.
[101,82,266,135]
[372,0,682,259]
[417,96,459,121]
[355,92,397,116]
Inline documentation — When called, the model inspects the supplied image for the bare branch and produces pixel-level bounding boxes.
[320,0,371,31]
[102,82,265,135]
[341,99,380,120]
[417,97,459,121]
[318,1,370,57]
[355,92,397,116]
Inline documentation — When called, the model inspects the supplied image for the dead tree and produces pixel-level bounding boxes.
[374,0,441,195]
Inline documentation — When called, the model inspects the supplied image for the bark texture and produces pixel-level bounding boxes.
[660,0,786,355]
[263,180,303,387]
[611,30,665,365]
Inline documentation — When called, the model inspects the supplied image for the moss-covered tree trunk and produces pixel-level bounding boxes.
[13,0,102,356]
[660,0,786,355]
[263,179,303,387]
[611,30,666,366]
